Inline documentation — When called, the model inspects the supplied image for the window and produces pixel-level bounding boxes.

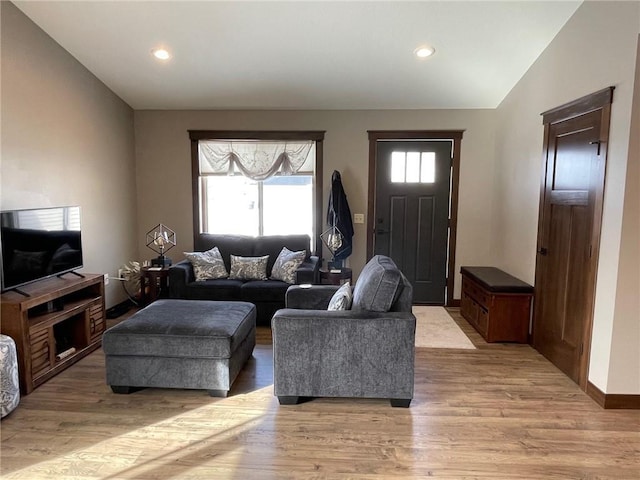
[189,131,325,254]
[391,151,436,183]
[202,171,314,238]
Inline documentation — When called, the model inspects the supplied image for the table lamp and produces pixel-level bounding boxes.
[320,225,343,271]
[146,224,176,267]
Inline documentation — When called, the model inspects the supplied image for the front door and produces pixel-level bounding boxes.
[533,88,612,388]
[373,140,452,304]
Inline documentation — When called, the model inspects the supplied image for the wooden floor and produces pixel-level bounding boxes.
[1,309,638,479]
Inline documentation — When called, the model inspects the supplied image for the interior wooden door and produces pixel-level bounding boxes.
[533,88,613,388]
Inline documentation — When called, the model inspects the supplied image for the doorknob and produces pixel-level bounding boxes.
[375,218,389,234]
[537,247,548,256]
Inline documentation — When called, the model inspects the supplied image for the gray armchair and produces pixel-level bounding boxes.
[271,255,416,407]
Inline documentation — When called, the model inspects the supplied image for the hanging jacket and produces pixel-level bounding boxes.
[327,170,354,261]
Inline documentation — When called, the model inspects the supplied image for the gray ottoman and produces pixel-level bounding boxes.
[103,300,256,397]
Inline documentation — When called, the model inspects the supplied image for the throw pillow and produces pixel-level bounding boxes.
[229,255,269,281]
[184,246,228,281]
[270,247,306,284]
[327,282,353,311]
[351,255,403,312]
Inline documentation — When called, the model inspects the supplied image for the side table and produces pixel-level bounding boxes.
[140,267,170,305]
[319,267,353,286]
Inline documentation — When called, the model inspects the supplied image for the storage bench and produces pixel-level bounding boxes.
[460,266,533,343]
[103,299,256,396]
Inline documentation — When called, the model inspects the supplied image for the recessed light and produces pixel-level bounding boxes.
[414,45,435,58]
[152,48,171,61]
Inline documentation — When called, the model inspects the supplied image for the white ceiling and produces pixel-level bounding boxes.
[14,1,582,110]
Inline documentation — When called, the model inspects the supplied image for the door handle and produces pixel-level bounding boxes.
[537,247,548,256]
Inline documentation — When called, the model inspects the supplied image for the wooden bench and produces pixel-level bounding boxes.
[460,266,533,343]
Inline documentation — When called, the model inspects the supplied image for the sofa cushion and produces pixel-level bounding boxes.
[270,247,306,284]
[102,300,255,359]
[240,280,290,303]
[327,282,353,310]
[185,279,243,300]
[184,246,228,281]
[352,255,404,312]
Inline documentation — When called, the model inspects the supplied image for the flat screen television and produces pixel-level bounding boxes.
[1,206,83,292]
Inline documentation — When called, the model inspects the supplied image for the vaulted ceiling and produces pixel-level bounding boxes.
[14,1,582,110]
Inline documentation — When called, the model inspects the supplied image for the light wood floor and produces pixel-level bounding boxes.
[1,309,638,479]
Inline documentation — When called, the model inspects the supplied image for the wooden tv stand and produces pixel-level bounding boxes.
[1,273,105,394]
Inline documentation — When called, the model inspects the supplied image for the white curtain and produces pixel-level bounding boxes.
[199,140,314,181]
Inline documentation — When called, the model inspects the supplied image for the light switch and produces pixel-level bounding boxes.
[353,213,365,224]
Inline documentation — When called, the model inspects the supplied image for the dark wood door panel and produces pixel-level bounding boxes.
[536,203,590,381]
[387,195,407,268]
[549,190,589,205]
[416,195,436,282]
[534,89,612,389]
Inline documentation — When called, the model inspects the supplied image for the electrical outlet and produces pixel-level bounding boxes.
[104,273,109,285]
[353,213,365,224]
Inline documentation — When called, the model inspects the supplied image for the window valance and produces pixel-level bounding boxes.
[199,140,314,181]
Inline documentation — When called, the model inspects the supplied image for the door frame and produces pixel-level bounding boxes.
[367,130,464,307]
[533,87,614,390]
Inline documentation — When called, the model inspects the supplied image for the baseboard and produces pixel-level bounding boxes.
[106,300,133,319]
[586,381,640,409]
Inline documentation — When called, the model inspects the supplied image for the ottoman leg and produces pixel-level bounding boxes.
[110,386,140,394]
[278,396,301,405]
[208,389,228,397]
[390,398,411,408]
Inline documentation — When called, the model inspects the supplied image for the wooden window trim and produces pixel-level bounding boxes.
[189,130,325,255]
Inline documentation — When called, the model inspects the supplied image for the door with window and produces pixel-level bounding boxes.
[373,140,453,304]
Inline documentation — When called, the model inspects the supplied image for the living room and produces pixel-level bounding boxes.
[1,1,639,478]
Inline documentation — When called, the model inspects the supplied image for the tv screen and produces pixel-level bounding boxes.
[1,206,83,292]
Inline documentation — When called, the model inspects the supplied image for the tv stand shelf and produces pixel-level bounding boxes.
[1,273,105,394]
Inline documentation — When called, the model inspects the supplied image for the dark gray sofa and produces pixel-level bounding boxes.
[169,234,319,325]
[272,255,416,407]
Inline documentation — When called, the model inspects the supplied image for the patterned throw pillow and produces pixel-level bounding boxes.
[327,282,353,311]
[184,246,228,281]
[229,255,269,281]
[270,247,306,284]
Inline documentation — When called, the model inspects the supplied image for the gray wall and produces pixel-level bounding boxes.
[494,2,640,394]
[1,2,138,307]
[3,0,637,395]
[133,108,497,299]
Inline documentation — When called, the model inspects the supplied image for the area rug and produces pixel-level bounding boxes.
[413,306,476,349]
